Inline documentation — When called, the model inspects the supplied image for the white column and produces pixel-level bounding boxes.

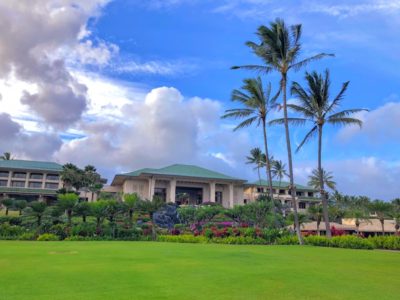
[209,181,216,202]
[228,183,234,208]
[25,172,30,188]
[169,178,176,203]
[148,177,155,200]
[7,171,11,187]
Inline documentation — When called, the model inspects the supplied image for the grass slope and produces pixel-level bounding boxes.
[0,241,399,300]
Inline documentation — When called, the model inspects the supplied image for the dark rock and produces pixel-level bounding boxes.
[153,203,180,229]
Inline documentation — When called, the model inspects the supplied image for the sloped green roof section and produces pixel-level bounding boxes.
[121,164,244,181]
[0,160,63,172]
[246,179,315,191]
[0,187,58,195]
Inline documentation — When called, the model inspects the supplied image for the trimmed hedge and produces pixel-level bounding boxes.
[211,236,267,245]
[304,235,374,250]
[37,233,59,241]
[157,235,206,243]
[368,236,400,250]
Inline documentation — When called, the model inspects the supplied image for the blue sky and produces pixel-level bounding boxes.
[0,0,399,199]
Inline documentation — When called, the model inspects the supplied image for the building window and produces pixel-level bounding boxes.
[215,191,223,204]
[11,181,25,187]
[45,183,59,189]
[257,187,264,193]
[272,189,277,194]
[29,182,42,188]
[279,189,285,195]
[46,174,59,181]
[30,173,43,180]
[243,199,248,204]
[299,202,306,209]
[296,191,303,196]
[308,192,314,197]
[0,171,9,178]
[0,180,7,187]
[13,172,26,179]
[285,200,292,207]
[154,188,166,202]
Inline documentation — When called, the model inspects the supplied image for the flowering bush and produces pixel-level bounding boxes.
[331,226,345,236]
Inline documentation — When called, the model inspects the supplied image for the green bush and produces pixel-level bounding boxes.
[211,236,267,245]
[0,216,22,225]
[243,227,257,238]
[262,229,289,244]
[368,236,400,250]
[276,235,299,245]
[0,223,25,237]
[71,223,96,237]
[37,233,59,241]
[116,227,143,240]
[157,235,206,243]
[305,235,331,247]
[204,228,214,239]
[330,236,374,250]
[49,224,69,240]
[18,232,36,241]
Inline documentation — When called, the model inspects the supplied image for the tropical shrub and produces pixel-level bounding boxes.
[330,235,374,249]
[368,236,400,250]
[18,232,36,240]
[0,223,25,237]
[71,223,96,237]
[157,234,206,243]
[117,227,143,240]
[48,224,69,240]
[0,216,22,225]
[304,235,332,247]
[276,235,299,245]
[211,236,267,245]
[37,233,60,241]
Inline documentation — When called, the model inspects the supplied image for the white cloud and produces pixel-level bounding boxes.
[337,100,400,143]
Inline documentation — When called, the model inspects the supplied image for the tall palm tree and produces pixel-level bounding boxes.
[233,19,333,244]
[271,160,288,190]
[222,77,278,198]
[308,168,336,191]
[0,152,13,160]
[246,147,265,186]
[308,204,324,236]
[273,70,366,238]
[346,208,369,235]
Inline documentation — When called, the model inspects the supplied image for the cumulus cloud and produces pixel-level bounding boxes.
[337,100,400,143]
[294,157,400,200]
[0,0,113,128]
[0,113,62,160]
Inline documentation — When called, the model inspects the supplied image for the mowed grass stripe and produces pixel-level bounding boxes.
[0,241,399,300]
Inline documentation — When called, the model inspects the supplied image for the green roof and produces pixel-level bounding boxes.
[0,187,58,195]
[119,164,244,181]
[0,160,63,172]
[246,179,315,191]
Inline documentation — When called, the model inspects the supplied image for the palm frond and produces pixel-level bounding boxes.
[328,109,368,119]
[296,125,318,152]
[221,109,254,119]
[233,116,258,131]
[269,117,307,126]
[328,117,363,127]
[325,81,350,113]
[291,53,334,71]
[231,64,274,73]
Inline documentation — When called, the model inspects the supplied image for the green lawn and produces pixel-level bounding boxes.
[0,242,398,300]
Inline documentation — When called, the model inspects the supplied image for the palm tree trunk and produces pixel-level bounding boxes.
[282,73,303,245]
[257,167,261,187]
[262,119,274,198]
[318,125,331,238]
[5,208,8,216]
[317,219,320,236]
[381,219,385,235]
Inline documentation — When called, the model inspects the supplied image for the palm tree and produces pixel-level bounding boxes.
[246,147,265,186]
[308,168,336,191]
[271,160,288,190]
[73,201,91,223]
[90,200,108,233]
[0,152,13,160]
[222,77,278,198]
[273,70,366,238]
[1,198,13,215]
[369,200,392,235]
[14,200,27,216]
[233,19,333,244]
[308,204,324,236]
[124,193,140,226]
[57,193,79,226]
[27,201,47,226]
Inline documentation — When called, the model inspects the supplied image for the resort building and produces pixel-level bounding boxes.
[0,160,63,203]
[107,164,246,208]
[244,180,320,212]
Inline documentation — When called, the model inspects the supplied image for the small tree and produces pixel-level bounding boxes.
[90,200,108,233]
[57,193,79,226]
[124,193,140,226]
[178,206,198,226]
[308,204,323,236]
[14,200,27,216]
[369,200,392,235]
[28,201,47,226]
[73,201,91,223]
[137,196,165,240]
[1,198,14,215]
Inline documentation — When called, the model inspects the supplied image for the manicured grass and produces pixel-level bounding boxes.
[0,241,399,300]
[0,209,19,216]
